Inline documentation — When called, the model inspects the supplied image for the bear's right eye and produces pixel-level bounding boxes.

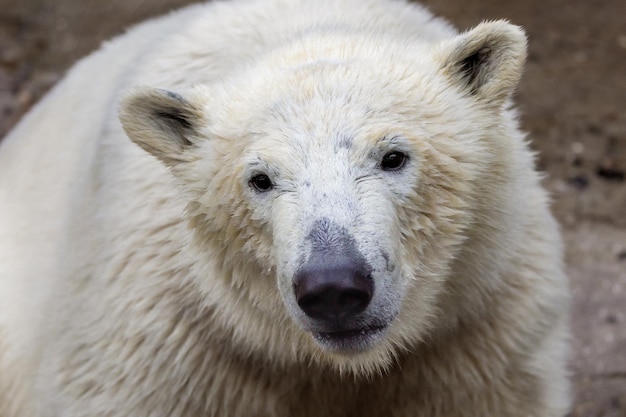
[249,174,274,192]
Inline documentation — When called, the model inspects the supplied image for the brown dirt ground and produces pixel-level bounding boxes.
[1,0,624,415]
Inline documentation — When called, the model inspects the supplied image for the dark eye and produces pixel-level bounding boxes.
[380,151,408,171]
[249,174,274,192]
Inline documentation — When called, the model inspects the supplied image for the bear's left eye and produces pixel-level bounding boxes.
[380,151,408,171]
[249,174,274,192]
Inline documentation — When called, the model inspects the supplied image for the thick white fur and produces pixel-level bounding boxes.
[0,0,570,416]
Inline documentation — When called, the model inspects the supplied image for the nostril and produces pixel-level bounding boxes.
[339,289,371,313]
[296,293,325,320]
[294,262,373,322]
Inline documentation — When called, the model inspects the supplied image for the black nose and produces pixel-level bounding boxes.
[294,256,373,323]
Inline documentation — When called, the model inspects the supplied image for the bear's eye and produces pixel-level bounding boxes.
[380,151,408,171]
[249,174,274,192]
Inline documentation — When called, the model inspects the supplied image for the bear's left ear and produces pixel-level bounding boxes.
[436,20,527,108]
[119,87,206,166]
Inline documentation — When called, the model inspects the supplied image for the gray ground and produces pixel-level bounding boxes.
[0,0,624,415]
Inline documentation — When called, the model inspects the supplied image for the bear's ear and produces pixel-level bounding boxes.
[436,20,527,108]
[119,87,206,165]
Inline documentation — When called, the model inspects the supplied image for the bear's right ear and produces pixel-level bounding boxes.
[119,87,206,166]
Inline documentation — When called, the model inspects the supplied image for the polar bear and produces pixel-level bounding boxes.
[0,0,570,416]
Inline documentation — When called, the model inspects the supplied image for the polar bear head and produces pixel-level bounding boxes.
[120,21,527,374]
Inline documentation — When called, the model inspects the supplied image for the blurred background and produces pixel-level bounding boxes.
[0,0,624,415]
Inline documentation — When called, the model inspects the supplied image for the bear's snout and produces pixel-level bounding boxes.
[294,255,373,325]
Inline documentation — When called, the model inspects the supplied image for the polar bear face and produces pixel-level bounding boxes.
[120,21,526,367]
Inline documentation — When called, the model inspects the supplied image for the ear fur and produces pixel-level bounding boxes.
[119,87,206,165]
[437,20,527,107]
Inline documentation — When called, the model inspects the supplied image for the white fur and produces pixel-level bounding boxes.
[0,0,570,416]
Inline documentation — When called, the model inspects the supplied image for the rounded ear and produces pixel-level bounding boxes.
[436,20,527,108]
[119,87,206,166]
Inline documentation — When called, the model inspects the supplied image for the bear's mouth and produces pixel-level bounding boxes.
[312,324,387,352]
